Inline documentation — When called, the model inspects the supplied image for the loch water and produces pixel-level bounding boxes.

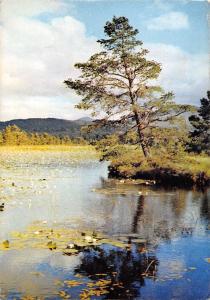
[0,151,209,299]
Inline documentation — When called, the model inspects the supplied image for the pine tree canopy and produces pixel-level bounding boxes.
[64,16,193,157]
[188,91,210,154]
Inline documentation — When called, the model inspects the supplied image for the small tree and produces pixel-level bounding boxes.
[2,125,29,145]
[188,91,210,154]
[65,16,191,157]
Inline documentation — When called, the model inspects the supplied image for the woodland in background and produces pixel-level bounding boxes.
[0,125,87,146]
[187,91,210,155]
[0,91,209,156]
[0,95,209,186]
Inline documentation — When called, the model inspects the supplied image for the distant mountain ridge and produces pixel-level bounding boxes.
[0,117,92,138]
[0,112,194,139]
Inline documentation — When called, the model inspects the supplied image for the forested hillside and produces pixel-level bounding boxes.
[0,118,92,138]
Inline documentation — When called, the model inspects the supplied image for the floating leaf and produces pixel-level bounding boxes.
[63,249,78,256]
[47,241,57,250]
[21,296,37,300]
[64,280,83,287]
[75,274,84,278]
[58,290,71,299]
[2,240,10,248]
[54,280,64,286]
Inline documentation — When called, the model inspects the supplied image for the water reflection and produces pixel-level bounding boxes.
[86,180,210,241]
[0,151,209,299]
[132,195,144,233]
[0,203,5,212]
[75,245,158,299]
[200,190,210,224]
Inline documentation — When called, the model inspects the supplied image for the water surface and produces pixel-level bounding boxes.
[0,150,209,299]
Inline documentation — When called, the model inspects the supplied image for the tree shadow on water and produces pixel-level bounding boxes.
[75,244,158,299]
[132,195,144,234]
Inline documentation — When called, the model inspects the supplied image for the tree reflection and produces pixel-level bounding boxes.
[132,195,144,233]
[0,203,5,212]
[200,190,210,232]
[75,244,158,299]
[200,190,210,220]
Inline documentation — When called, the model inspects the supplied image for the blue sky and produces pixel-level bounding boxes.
[0,0,209,120]
[72,0,208,54]
[37,0,208,54]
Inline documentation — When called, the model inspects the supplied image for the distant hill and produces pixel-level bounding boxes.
[0,111,195,139]
[0,118,92,138]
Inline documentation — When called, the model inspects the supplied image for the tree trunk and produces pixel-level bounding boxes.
[134,111,150,158]
[127,74,150,158]
[138,128,150,158]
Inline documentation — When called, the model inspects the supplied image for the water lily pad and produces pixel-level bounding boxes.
[63,249,78,255]
[131,238,146,244]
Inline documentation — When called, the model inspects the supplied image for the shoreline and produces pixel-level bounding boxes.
[0,145,209,188]
[108,165,210,189]
[0,145,96,152]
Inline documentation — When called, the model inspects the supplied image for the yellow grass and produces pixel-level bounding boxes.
[183,155,210,177]
[110,146,210,178]
[0,144,96,152]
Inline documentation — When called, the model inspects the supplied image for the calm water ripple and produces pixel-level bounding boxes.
[0,151,209,299]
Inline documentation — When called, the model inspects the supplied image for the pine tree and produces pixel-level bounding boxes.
[64,16,191,158]
[188,91,210,154]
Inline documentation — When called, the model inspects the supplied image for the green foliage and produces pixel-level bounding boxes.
[96,134,127,161]
[96,125,188,162]
[106,143,210,179]
[149,126,189,160]
[0,125,84,146]
[65,16,193,157]
[95,127,210,181]
[187,91,210,155]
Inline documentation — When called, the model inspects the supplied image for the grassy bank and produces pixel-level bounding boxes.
[1,144,209,187]
[107,147,210,187]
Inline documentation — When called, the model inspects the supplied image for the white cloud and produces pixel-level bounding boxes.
[147,11,189,30]
[0,3,100,120]
[0,1,208,121]
[0,0,68,20]
[145,43,209,104]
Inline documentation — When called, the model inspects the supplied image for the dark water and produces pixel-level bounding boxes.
[0,151,209,299]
